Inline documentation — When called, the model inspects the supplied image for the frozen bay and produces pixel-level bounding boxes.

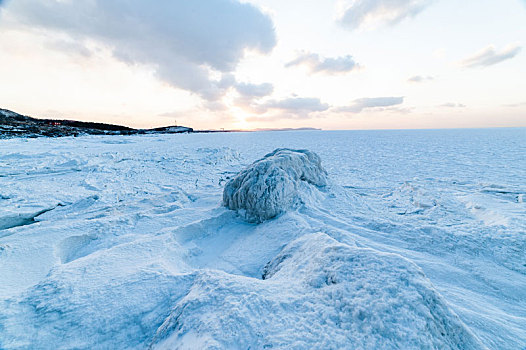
[0,128,525,349]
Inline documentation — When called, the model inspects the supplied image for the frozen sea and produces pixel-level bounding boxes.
[0,128,525,349]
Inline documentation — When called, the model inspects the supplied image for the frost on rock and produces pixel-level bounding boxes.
[223,148,328,222]
[151,233,484,349]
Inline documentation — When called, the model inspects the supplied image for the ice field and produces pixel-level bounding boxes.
[0,129,525,349]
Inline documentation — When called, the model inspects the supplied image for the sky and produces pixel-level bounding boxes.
[0,0,525,130]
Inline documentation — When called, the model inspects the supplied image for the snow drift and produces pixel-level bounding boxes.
[151,233,483,349]
[223,148,328,222]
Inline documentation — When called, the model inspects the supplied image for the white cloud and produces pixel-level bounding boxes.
[407,75,433,83]
[439,103,466,108]
[503,101,526,108]
[337,0,432,30]
[235,82,274,98]
[334,96,404,113]
[4,0,276,101]
[247,97,330,119]
[262,97,329,113]
[214,74,273,99]
[460,45,521,68]
[285,52,359,74]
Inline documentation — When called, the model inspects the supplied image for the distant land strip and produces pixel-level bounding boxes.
[0,108,320,138]
[0,108,198,138]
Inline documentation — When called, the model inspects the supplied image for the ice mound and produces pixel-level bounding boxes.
[0,239,196,349]
[151,233,483,349]
[223,149,328,222]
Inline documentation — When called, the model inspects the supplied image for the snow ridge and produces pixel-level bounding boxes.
[151,233,483,349]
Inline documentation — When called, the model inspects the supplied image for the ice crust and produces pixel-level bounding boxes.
[151,233,482,349]
[223,148,327,222]
[1,130,525,349]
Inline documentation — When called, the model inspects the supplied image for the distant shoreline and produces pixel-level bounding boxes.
[0,108,324,139]
[7,107,518,138]
[0,108,195,139]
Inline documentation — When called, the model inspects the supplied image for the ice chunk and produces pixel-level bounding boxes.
[223,149,327,223]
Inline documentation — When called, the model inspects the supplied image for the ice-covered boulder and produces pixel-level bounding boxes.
[223,148,328,223]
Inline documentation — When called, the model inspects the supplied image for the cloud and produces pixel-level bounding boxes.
[407,75,433,83]
[202,100,230,112]
[46,39,93,58]
[215,74,273,98]
[262,97,329,112]
[285,52,359,74]
[337,0,432,30]
[439,102,466,108]
[250,97,330,118]
[4,0,276,101]
[235,82,274,98]
[334,96,404,113]
[460,45,521,68]
[503,101,526,108]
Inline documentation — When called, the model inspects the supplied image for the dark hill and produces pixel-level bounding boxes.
[0,108,193,138]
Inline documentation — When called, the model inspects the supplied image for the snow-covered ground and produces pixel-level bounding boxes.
[0,129,524,349]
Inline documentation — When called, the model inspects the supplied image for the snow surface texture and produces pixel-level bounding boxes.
[223,148,327,222]
[152,233,482,349]
[0,129,525,349]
